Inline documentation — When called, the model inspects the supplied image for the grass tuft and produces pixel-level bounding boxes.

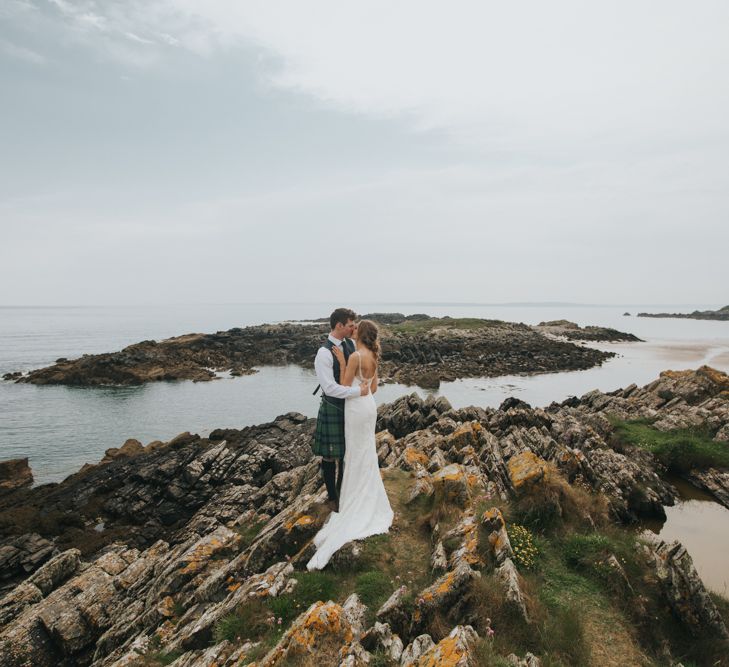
[355,570,393,612]
[506,464,609,534]
[609,418,729,472]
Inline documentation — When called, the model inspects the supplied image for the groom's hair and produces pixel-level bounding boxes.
[330,308,357,330]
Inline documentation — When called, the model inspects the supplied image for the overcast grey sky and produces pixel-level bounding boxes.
[1,1,728,306]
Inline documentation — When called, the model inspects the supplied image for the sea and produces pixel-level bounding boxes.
[1,302,728,593]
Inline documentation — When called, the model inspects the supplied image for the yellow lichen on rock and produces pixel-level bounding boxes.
[156,596,176,618]
[433,464,466,483]
[180,538,224,575]
[507,451,547,491]
[415,625,478,667]
[404,446,430,467]
[417,636,463,667]
[447,422,483,451]
[284,515,315,532]
[256,600,354,667]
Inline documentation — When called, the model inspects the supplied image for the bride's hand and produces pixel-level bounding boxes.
[331,347,345,364]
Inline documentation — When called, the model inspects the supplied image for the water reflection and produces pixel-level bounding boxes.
[639,475,729,596]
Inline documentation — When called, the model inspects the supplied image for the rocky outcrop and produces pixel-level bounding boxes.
[0,413,316,588]
[638,306,729,321]
[377,393,453,439]
[645,539,729,640]
[685,468,729,507]
[9,315,621,389]
[0,533,56,592]
[0,459,33,495]
[404,625,480,666]
[535,320,642,342]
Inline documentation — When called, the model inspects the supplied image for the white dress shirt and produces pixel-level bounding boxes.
[315,334,361,399]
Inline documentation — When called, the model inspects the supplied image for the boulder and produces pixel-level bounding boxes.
[414,625,480,667]
[360,621,403,662]
[0,458,33,494]
[507,451,547,492]
[254,600,356,666]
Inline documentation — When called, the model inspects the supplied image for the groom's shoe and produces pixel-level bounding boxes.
[325,498,338,513]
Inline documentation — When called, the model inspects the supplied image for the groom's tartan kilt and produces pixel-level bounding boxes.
[312,395,346,459]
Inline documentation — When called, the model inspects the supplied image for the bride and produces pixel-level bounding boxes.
[306,319,394,571]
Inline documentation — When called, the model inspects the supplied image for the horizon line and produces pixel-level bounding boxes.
[0,301,723,309]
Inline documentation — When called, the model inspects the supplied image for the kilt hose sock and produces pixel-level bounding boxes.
[321,459,337,501]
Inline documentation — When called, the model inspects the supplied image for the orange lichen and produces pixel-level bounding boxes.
[404,446,429,466]
[697,365,729,387]
[433,464,466,483]
[261,601,353,665]
[180,537,224,574]
[154,620,175,643]
[481,507,504,525]
[284,515,315,532]
[418,635,466,667]
[507,451,547,491]
[157,596,175,617]
[462,531,480,565]
[436,571,456,595]
[466,473,480,488]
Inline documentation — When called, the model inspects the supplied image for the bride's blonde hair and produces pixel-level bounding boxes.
[356,320,380,361]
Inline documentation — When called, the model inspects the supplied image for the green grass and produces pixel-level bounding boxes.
[562,533,611,567]
[354,571,392,614]
[609,418,729,472]
[213,571,341,647]
[473,638,515,666]
[213,599,269,643]
[291,571,340,605]
[352,533,393,571]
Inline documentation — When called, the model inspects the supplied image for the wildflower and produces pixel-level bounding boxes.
[486,627,495,637]
[277,618,282,625]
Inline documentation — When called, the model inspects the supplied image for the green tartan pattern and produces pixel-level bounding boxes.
[312,396,346,458]
[311,337,354,459]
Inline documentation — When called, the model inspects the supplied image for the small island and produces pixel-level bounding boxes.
[2,314,641,390]
[638,305,729,321]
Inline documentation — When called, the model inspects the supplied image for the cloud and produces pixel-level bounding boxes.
[123,31,154,45]
[26,1,729,155]
[0,37,45,64]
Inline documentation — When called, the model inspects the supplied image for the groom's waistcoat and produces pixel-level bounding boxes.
[321,337,355,405]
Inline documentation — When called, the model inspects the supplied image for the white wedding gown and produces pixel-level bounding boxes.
[306,359,394,571]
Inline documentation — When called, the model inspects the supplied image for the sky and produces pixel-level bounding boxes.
[1,1,728,306]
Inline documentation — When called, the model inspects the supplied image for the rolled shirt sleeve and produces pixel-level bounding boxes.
[315,347,361,399]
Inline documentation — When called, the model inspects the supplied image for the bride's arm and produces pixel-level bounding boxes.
[371,371,378,394]
[341,352,360,387]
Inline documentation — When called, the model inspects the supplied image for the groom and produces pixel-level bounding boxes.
[312,308,370,511]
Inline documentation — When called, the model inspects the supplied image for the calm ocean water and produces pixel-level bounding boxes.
[2,302,728,593]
